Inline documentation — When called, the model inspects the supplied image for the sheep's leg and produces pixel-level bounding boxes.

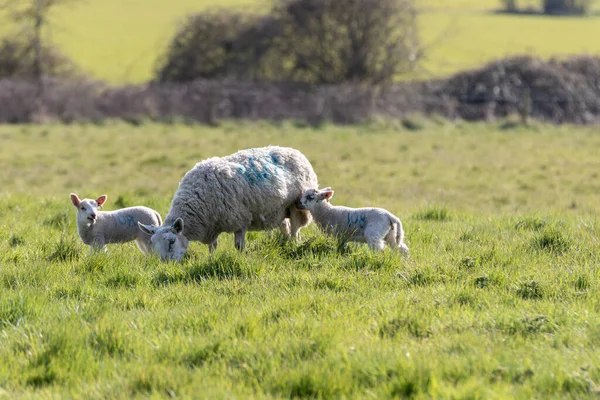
[209,238,218,253]
[234,229,247,251]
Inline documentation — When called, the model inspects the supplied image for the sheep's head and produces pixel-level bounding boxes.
[138,218,189,261]
[70,193,107,226]
[297,187,334,211]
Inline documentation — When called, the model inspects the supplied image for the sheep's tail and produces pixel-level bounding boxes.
[390,213,409,255]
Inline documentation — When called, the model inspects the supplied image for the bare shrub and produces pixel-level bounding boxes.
[543,0,593,15]
[0,37,85,80]
[156,0,419,85]
[430,55,600,124]
[155,10,279,83]
[1,56,600,125]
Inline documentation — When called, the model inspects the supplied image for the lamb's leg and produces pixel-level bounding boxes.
[209,239,218,253]
[234,229,247,251]
[384,228,397,248]
[384,224,409,256]
[365,227,386,252]
[90,240,106,255]
[398,243,410,256]
[288,206,311,241]
[135,238,151,255]
[279,219,291,238]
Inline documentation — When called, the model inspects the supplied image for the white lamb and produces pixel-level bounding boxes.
[138,146,318,261]
[70,193,162,255]
[298,187,409,254]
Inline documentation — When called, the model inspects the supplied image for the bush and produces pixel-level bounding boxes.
[543,0,593,15]
[0,37,85,80]
[155,11,279,82]
[430,55,600,124]
[156,0,419,85]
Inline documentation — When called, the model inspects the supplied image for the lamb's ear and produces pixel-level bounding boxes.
[172,218,184,234]
[70,193,80,207]
[320,189,334,201]
[138,222,157,235]
[96,194,107,207]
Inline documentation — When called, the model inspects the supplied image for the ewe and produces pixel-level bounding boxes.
[138,146,318,261]
[70,193,162,255]
[298,187,409,254]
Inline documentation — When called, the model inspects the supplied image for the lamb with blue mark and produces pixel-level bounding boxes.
[298,187,409,254]
[70,193,162,255]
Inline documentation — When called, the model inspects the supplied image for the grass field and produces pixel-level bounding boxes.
[1,120,600,397]
[1,0,598,83]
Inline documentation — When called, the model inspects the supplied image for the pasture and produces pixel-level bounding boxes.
[1,0,597,82]
[1,120,599,398]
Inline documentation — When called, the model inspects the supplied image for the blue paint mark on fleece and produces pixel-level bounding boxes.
[117,214,137,227]
[347,213,367,229]
[237,152,284,184]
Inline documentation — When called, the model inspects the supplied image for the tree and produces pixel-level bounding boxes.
[0,0,82,97]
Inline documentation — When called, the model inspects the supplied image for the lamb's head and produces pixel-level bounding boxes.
[138,218,189,261]
[298,187,334,211]
[70,193,107,226]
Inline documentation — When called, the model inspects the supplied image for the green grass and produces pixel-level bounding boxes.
[2,0,598,83]
[1,119,600,397]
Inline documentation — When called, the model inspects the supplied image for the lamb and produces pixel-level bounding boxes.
[70,193,162,255]
[138,146,318,261]
[297,187,409,254]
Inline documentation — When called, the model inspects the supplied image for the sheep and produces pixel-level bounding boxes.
[138,146,318,261]
[70,193,162,255]
[297,187,409,254]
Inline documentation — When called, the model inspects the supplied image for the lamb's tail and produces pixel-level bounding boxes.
[389,213,409,255]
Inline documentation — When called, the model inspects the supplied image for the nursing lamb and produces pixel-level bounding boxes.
[70,193,162,255]
[298,187,409,254]
[138,146,318,261]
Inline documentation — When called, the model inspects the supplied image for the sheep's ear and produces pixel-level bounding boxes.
[96,194,107,207]
[321,190,334,201]
[70,193,80,207]
[138,222,157,235]
[172,218,184,234]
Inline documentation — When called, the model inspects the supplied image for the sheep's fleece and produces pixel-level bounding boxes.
[139,146,318,261]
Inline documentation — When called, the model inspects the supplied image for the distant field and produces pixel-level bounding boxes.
[1,0,596,83]
[1,120,600,397]
[419,11,600,78]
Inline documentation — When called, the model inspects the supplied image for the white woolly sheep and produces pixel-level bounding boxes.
[138,146,318,261]
[70,193,162,255]
[297,187,409,254]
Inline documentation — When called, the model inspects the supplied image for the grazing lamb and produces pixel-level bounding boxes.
[138,146,318,261]
[297,187,409,254]
[70,193,162,255]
